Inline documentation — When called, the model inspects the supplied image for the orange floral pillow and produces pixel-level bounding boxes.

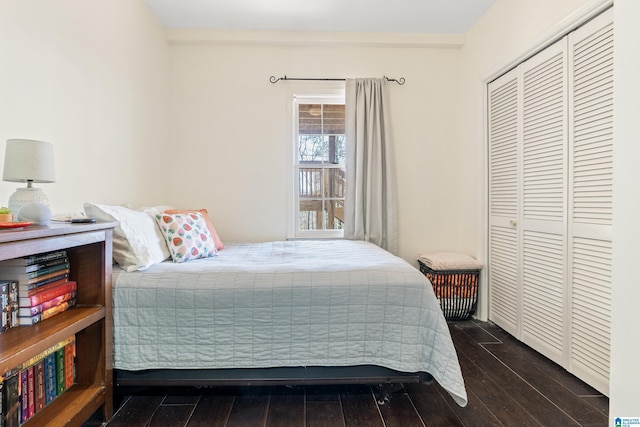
[154,212,217,263]
[164,208,224,251]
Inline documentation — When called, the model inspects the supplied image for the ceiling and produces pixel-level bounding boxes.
[144,0,496,34]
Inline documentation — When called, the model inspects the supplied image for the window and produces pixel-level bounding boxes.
[293,95,346,238]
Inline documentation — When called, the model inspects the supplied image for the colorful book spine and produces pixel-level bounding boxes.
[44,353,56,404]
[8,281,17,330]
[34,361,45,413]
[18,299,76,326]
[18,281,77,307]
[21,277,70,297]
[0,281,9,333]
[18,291,76,317]
[1,336,76,425]
[19,273,70,293]
[55,348,65,396]
[26,366,35,420]
[19,336,75,372]
[19,369,28,424]
[64,339,75,389]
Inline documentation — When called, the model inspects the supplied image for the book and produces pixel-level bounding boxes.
[26,366,34,420]
[20,277,70,297]
[0,257,68,275]
[0,281,9,332]
[0,263,70,283]
[44,353,56,404]
[18,281,77,307]
[34,361,45,413]
[9,270,70,293]
[18,291,76,317]
[3,369,19,427]
[55,348,65,396]
[19,368,28,424]
[0,251,67,267]
[18,299,76,326]
[64,338,75,389]
[8,281,17,329]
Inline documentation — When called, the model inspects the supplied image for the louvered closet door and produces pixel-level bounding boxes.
[487,69,521,338]
[567,8,613,395]
[519,39,568,366]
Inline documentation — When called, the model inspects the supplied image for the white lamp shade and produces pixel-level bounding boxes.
[3,139,55,183]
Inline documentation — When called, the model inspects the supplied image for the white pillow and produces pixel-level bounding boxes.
[84,203,171,272]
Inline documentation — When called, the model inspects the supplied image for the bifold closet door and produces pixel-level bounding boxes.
[488,38,569,366]
[519,38,568,366]
[487,8,612,395]
[487,69,520,339]
[567,8,613,395]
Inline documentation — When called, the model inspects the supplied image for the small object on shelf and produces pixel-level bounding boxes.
[70,217,96,223]
[0,206,13,223]
[0,221,32,229]
[17,203,52,225]
[418,252,483,320]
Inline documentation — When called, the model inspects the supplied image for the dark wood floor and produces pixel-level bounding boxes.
[85,320,609,426]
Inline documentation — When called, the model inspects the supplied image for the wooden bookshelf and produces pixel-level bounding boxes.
[0,221,117,427]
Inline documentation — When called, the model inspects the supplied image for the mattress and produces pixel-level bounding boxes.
[112,239,467,406]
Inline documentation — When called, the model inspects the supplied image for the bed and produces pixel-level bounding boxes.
[110,239,468,407]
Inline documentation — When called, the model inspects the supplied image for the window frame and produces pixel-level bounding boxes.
[289,92,346,239]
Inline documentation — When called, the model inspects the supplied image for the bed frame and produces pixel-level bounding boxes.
[115,366,434,404]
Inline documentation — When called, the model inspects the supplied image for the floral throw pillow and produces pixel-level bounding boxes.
[154,212,217,263]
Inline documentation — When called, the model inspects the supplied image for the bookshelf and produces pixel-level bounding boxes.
[0,221,117,427]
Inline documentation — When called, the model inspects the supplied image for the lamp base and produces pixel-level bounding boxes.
[8,187,51,225]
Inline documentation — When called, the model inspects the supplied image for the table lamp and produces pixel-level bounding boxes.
[3,139,55,224]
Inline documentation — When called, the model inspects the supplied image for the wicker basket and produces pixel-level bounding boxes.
[418,261,480,320]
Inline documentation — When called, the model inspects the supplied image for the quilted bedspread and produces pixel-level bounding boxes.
[112,240,468,406]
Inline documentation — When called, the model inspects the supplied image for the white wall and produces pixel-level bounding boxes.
[0,0,169,213]
[168,33,464,263]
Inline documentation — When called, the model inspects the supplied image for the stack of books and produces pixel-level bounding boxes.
[0,335,76,426]
[0,250,77,326]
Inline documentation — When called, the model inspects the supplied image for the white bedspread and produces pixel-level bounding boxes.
[112,240,467,406]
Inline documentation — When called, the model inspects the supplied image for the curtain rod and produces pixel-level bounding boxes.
[269,75,406,85]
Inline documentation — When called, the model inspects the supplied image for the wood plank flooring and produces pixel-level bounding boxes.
[85,320,608,426]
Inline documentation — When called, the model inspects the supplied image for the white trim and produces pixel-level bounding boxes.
[287,90,346,240]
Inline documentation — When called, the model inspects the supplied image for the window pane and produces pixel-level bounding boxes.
[333,135,346,165]
[298,200,344,231]
[298,136,328,162]
[325,200,344,230]
[298,104,345,135]
[299,168,323,197]
[324,168,345,198]
[322,104,345,134]
[298,199,322,230]
[299,104,322,134]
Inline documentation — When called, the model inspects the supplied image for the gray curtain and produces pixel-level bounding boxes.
[344,78,398,254]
